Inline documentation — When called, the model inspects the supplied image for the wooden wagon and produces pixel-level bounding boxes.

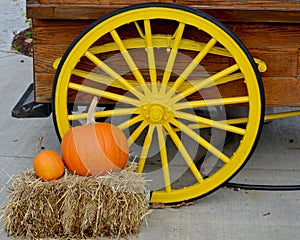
[19,0,300,203]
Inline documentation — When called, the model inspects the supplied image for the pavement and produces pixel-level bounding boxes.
[1,1,300,240]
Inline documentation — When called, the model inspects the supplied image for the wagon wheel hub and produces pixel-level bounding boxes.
[141,103,172,124]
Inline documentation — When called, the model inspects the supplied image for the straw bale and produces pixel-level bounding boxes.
[1,164,149,239]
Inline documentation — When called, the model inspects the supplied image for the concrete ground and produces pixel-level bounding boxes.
[1,1,300,239]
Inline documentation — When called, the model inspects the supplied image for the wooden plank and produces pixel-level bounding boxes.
[35,76,300,107]
[32,20,92,72]
[29,2,300,106]
[228,23,300,50]
[27,7,300,23]
[32,19,300,105]
[252,48,298,78]
[34,73,55,102]
[27,1,300,22]
[298,49,300,78]
[36,0,300,8]
[32,19,93,102]
[227,23,300,78]
[263,77,300,107]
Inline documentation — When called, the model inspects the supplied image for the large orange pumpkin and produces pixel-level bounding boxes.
[61,122,129,176]
[33,150,65,181]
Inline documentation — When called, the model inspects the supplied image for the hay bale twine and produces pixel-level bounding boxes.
[1,164,149,239]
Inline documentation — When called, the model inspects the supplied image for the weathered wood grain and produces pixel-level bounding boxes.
[36,0,300,8]
[27,0,300,22]
[28,1,300,106]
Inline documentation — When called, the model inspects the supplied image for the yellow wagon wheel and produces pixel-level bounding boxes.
[52,3,265,203]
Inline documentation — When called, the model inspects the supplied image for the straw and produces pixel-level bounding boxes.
[1,163,149,239]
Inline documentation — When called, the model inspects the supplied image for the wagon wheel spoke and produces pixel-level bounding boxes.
[177,72,244,91]
[110,29,151,96]
[117,114,144,131]
[127,120,149,147]
[143,19,158,93]
[163,122,205,182]
[68,82,141,107]
[172,64,240,103]
[166,37,217,97]
[174,96,249,110]
[68,107,140,121]
[136,124,155,173]
[71,68,132,91]
[185,116,254,131]
[169,118,230,163]
[84,51,145,100]
[160,22,185,94]
[174,110,246,136]
[202,72,244,89]
[156,124,171,193]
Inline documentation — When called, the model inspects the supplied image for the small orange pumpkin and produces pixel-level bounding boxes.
[61,97,129,176]
[33,150,65,181]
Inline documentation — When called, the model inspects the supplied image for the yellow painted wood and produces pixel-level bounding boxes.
[53,4,264,203]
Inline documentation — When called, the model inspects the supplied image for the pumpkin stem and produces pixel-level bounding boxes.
[86,96,98,125]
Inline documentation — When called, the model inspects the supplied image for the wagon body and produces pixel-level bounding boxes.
[27,0,300,106]
[22,0,300,204]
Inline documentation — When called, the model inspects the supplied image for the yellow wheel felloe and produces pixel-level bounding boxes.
[52,3,265,203]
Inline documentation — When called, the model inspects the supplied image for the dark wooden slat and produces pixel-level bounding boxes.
[35,0,300,8]
[27,0,300,23]
[27,6,300,23]
[28,1,300,106]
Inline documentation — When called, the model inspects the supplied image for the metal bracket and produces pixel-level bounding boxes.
[11,83,52,118]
